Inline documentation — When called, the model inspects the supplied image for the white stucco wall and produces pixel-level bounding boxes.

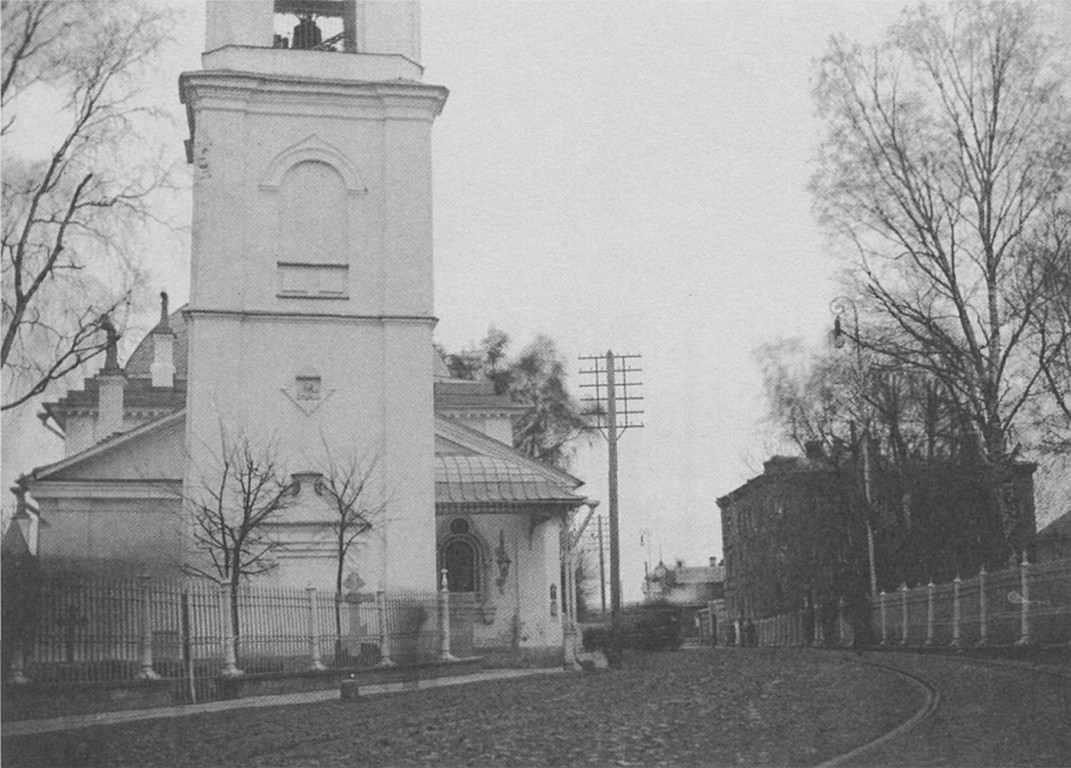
[33,495,185,577]
[438,512,563,652]
[182,41,445,594]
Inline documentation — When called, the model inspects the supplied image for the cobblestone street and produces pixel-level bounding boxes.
[847,653,1071,767]
[5,649,1069,767]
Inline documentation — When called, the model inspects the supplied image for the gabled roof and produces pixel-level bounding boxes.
[26,409,585,510]
[29,409,187,483]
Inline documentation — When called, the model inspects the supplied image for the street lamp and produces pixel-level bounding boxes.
[829,296,879,598]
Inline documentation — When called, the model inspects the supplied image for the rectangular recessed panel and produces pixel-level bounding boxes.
[277,262,348,299]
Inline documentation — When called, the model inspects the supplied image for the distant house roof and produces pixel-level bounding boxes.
[433,379,523,414]
[674,565,725,584]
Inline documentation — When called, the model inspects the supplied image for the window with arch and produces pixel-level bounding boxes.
[440,518,483,594]
[279,160,348,261]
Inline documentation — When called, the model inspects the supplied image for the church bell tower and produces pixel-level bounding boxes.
[180,0,447,591]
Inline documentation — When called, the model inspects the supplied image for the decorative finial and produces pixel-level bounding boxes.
[100,313,120,372]
[159,291,170,330]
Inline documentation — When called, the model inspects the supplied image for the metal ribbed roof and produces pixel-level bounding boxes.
[436,455,584,504]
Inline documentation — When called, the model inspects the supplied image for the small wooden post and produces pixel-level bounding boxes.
[137,575,160,680]
[439,569,456,662]
[950,575,962,648]
[924,581,935,646]
[977,565,988,646]
[813,599,822,646]
[307,586,326,671]
[837,597,848,646]
[1016,553,1033,646]
[376,590,395,667]
[219,584,242,677]
[899,583,909,646]
[879,591,888,645]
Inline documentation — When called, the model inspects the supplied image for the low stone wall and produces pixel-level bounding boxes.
[3,657,485,722]
[477,645,564,669]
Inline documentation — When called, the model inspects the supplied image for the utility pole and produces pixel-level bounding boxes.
[579,350,644,660]
[597,515,607,615]
[831,297,878,598]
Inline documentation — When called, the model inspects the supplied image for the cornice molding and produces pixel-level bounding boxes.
[26,480,181,500]
[183,308,437,327]
[180,70,448,121]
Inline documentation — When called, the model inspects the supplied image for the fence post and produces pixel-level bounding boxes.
[837,597,847,646]
[219,583,243,677]
[376,590,395,667]
[924,580,935,646]
[899,583,909,646]
[977,565,988,646]
[950,575,962,648]
[879,591,888,645]
[306,586,326,671]
[439,569,457,662]
[1016,553,1033,646]
[813,599,822,646]
[9,647,30,685]
[137,575,161,680]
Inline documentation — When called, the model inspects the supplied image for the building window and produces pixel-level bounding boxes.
[273,0,356,52]
[440,518,486,594]
[443,539,477,592]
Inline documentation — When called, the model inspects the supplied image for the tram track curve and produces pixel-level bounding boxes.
[817,650,1071,768]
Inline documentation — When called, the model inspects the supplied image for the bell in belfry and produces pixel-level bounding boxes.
[293,13,323,50]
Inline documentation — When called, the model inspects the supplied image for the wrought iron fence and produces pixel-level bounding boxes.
[728,556,1071,649]
[5,575,464,699]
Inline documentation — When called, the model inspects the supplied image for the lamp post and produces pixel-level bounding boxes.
[830,297,878,598]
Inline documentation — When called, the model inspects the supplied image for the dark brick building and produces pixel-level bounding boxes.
[717,449,1036,627]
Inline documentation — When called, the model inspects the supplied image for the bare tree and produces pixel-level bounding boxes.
[811,1,1071,554]
[184,431,295,659]
[315,443,383,663]
[1020,210,1071,453]
[1,0,177,411]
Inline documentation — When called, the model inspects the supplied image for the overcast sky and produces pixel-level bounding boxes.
[6,1,961,600]
[423,1,912,598]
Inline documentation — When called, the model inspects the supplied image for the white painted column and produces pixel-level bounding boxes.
[879,591,888,645]
[138,575,161,680]
[307,586,326,671]
[924,581,935,646]
[899,583,909,646]
[439,569,456,662]
[951,575,962,648]
[1016,554,1033,646]
[376,590,395,667]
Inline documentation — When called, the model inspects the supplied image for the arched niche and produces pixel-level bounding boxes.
[260,134,367,195]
